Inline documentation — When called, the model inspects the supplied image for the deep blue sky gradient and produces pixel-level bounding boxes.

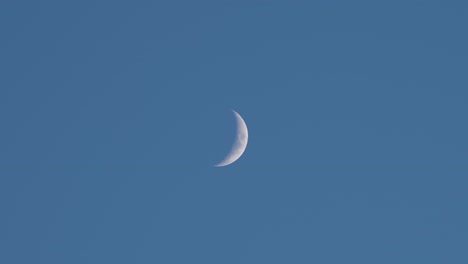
[1,1,467,263]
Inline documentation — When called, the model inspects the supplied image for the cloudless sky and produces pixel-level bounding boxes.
[1,1,467,263]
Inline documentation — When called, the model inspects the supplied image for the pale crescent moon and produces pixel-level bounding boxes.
[214,110,249,167]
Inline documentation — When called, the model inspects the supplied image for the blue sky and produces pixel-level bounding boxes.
[1,1,467,263]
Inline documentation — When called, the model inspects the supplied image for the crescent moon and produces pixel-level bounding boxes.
[214,110,249,167]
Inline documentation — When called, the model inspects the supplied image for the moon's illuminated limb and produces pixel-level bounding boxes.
[214,110,248,167]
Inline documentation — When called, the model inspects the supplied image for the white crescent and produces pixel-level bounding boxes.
[214,110,249,167]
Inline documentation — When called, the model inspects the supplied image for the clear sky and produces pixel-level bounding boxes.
[1,1,467,263]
